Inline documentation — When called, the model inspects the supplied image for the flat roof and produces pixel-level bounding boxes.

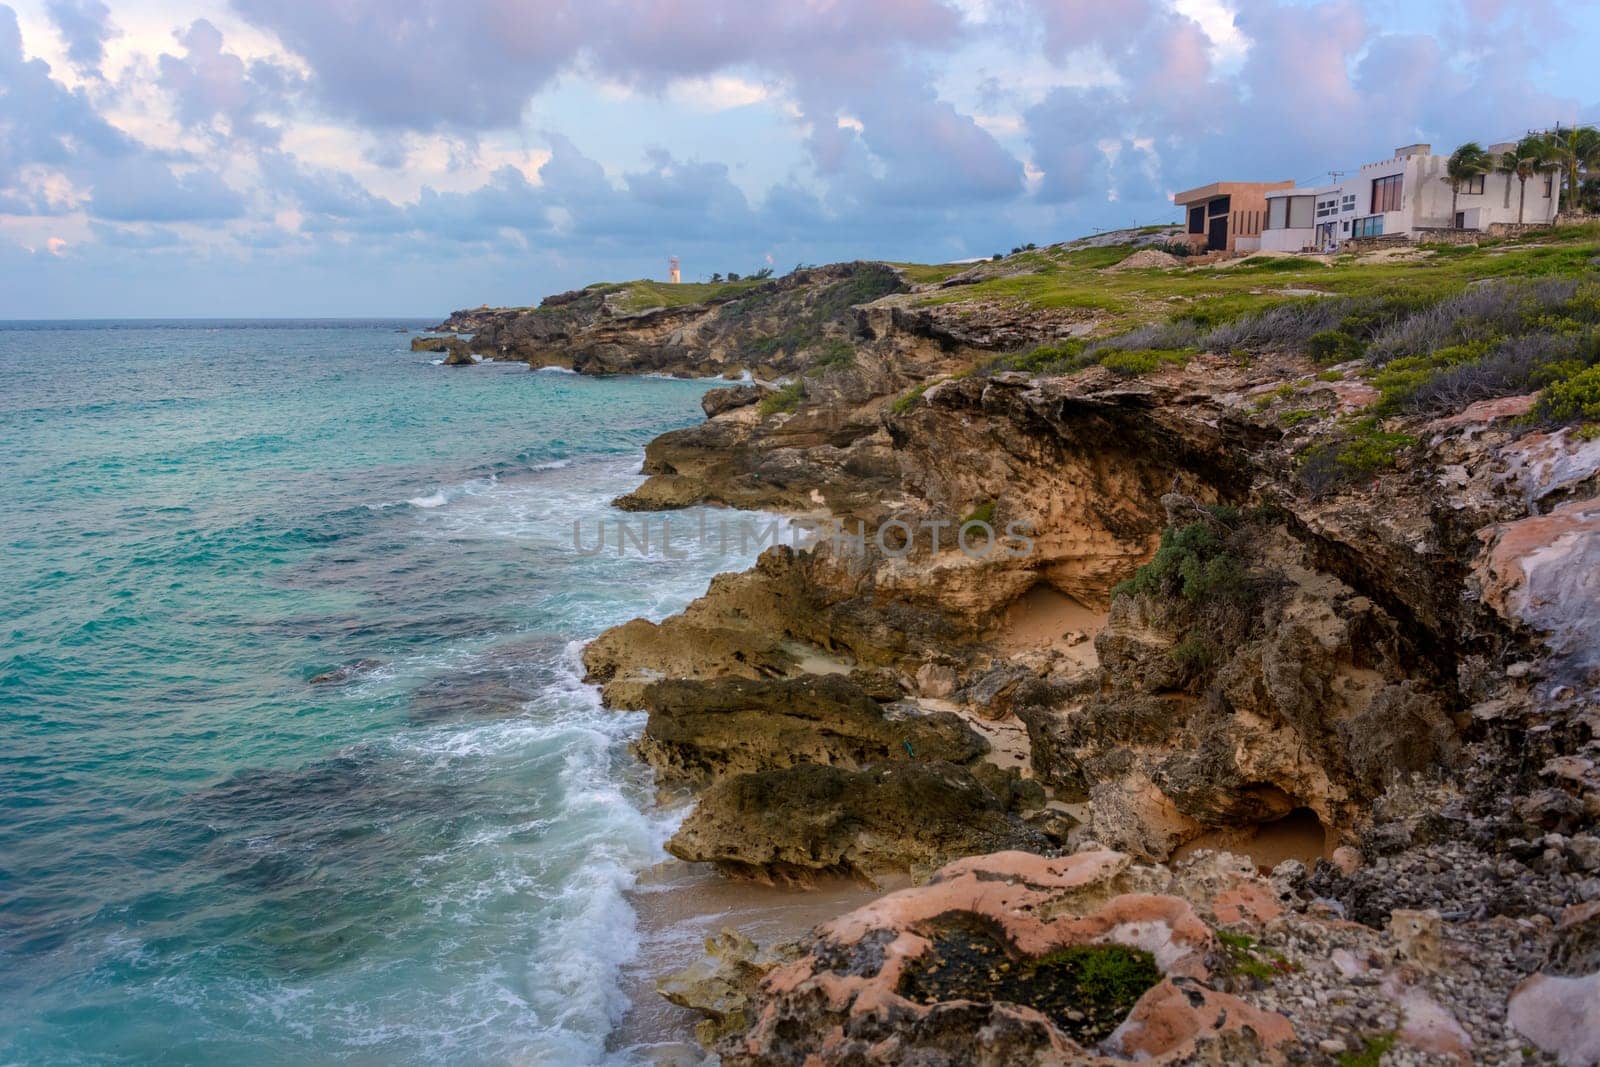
[1173,180,1296,205]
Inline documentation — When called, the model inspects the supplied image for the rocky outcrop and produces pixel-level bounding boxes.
[496,242,1600,1058]
[714,849,1296,1065]
[701,383,769,417]
[432,262,910,379]
[666,762,1049,882]
[632,673,988,788]
[658,930,801,1047]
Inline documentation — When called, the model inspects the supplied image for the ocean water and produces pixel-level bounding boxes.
[0,321,766,1065]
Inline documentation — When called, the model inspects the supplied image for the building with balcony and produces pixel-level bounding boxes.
[1259,142,1561,252]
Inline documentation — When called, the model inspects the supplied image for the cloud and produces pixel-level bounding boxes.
[157,18,300,146]
[46,0,116,73]
[89,156,245,221]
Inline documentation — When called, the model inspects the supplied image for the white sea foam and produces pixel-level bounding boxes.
[535,365,578,374]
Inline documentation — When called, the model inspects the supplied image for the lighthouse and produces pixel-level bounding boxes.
[668,256,681,285]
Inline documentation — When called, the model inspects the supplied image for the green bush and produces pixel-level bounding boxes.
[1112,507,1247,604]
[1097,348,1193,376]
[758,380,805,416]
[889,381,932,414]
[1307,329,1366,363]
[1537,363,1600,424]
[1296,418,1416,495]
[809,338,857,371]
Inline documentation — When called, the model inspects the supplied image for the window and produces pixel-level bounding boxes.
[1188,205,1205,234]
[1316,197,1340,219]
[1351,215,1385,239]
[1267,197,1288,230]
[1461,174,1485,195]
[1341,193,1357,212]
[1371,173,1403,213]
[1544,174,1554,197]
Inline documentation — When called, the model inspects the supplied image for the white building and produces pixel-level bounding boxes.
[1260,142,1561,252]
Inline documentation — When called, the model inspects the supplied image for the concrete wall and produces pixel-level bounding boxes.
[1260,227,1314,252]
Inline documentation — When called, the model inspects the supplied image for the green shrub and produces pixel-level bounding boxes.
[889,381,932,414]
[1370,341,1492,413]
[809,337,857,371]
[1308,329,1365,363]
[972,339,1094,377]
[1279,409,1318,427]
[1536,363,1600,424]
[1112,507,1247,604]
[758,380,805,416]
[1296,418,1416,495]
[1097,348,1193,376]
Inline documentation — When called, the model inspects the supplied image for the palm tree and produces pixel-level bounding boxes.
[1496,134,1560,224]
[1546,124,1600,214]
[1442,142,1491,227]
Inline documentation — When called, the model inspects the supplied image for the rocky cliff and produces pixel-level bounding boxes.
[472,229,1600,1063]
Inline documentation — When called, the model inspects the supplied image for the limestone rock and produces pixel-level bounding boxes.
[632,673,988,787]
[701,384,770,417]
[717,849,1295,1065]
[658,930,798,1047]
[666,762,1048,881]
[1508,901,1600,1066]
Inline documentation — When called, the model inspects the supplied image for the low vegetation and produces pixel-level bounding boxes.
[1111,505,1273,686]
[897,914,1162,1045]
[1295,417,1417,497]
[1214,930,1295,983]
[757,380,805,417]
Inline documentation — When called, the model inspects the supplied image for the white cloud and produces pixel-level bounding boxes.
[668,74,771,112]
[1171,0,1249,67]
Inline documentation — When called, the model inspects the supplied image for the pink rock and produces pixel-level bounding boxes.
[1475,497,1600,672]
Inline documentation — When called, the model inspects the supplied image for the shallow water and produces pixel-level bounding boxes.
[0,321,771,1064]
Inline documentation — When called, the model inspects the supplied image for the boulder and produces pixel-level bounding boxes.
[1508,901,1600,1066]
[702,384,770,417]
[666,761,1048,881]
[658,930,799,1047]
[632,673,989,787]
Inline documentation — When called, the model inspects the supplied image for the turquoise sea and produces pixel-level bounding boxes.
[0,321,763,1064]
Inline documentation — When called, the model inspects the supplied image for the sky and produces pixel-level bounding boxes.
[1,0,1597,318]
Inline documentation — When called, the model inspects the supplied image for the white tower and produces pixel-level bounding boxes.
[668,256,681,285]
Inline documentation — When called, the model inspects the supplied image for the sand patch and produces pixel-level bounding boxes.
[998,584,1106,670]
[615,859,900,1059]
[1170,808,1333,871]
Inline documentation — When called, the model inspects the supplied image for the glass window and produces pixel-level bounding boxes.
[1371,174,1403,213]
[1463,175,1485,195]
[1352,215,1385,238]
[1267,197,1288,230]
